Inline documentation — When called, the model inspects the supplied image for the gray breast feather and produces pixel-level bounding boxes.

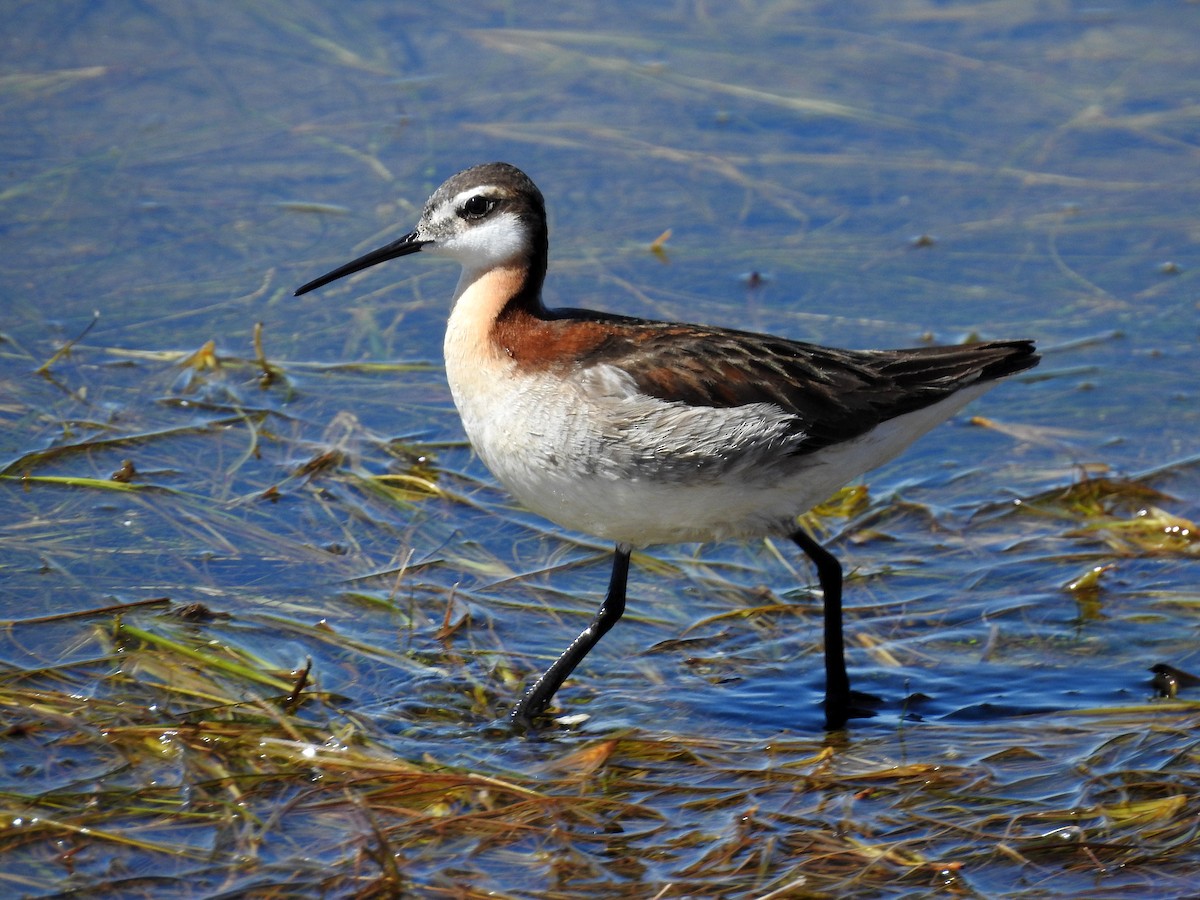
[562,364,806,483]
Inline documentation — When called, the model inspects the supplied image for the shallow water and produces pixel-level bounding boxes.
[2,2,1198,897]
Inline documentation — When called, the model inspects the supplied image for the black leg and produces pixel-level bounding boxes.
[510,543,632,728]
[790,527,851,730]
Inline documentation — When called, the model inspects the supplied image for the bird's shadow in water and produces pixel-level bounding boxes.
[626,660,1149,734]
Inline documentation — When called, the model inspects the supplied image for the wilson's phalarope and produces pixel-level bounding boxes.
[296,162,1039,730]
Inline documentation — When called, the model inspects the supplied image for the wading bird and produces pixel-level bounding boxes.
[296,162,1039,729]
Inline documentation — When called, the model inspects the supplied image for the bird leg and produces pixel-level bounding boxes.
[790,527,851,730]
[510,543,632,728]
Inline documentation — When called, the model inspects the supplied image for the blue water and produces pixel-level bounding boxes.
[2,3,1199,895]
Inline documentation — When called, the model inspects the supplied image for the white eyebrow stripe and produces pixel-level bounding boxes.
[452,185,504,206]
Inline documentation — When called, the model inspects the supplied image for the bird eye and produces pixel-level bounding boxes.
[461,195,495,219]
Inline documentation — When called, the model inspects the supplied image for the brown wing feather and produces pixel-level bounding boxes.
[567,313,1038,452]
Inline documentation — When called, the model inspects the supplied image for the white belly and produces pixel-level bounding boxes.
[440,265,996,547]
[445,343,994,546]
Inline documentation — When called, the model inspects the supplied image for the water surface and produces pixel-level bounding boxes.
[2,2,1198,897]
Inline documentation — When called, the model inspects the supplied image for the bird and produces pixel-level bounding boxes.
[295,161,1039,730]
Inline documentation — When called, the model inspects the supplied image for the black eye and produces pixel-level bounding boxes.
[461,195,496,219]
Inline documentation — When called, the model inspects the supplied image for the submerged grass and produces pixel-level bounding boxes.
[4,2,1200,896]
[3,623,1200,897]
[2,334,1198,897]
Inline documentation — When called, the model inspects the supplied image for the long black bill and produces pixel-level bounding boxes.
[294,231,429,296]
